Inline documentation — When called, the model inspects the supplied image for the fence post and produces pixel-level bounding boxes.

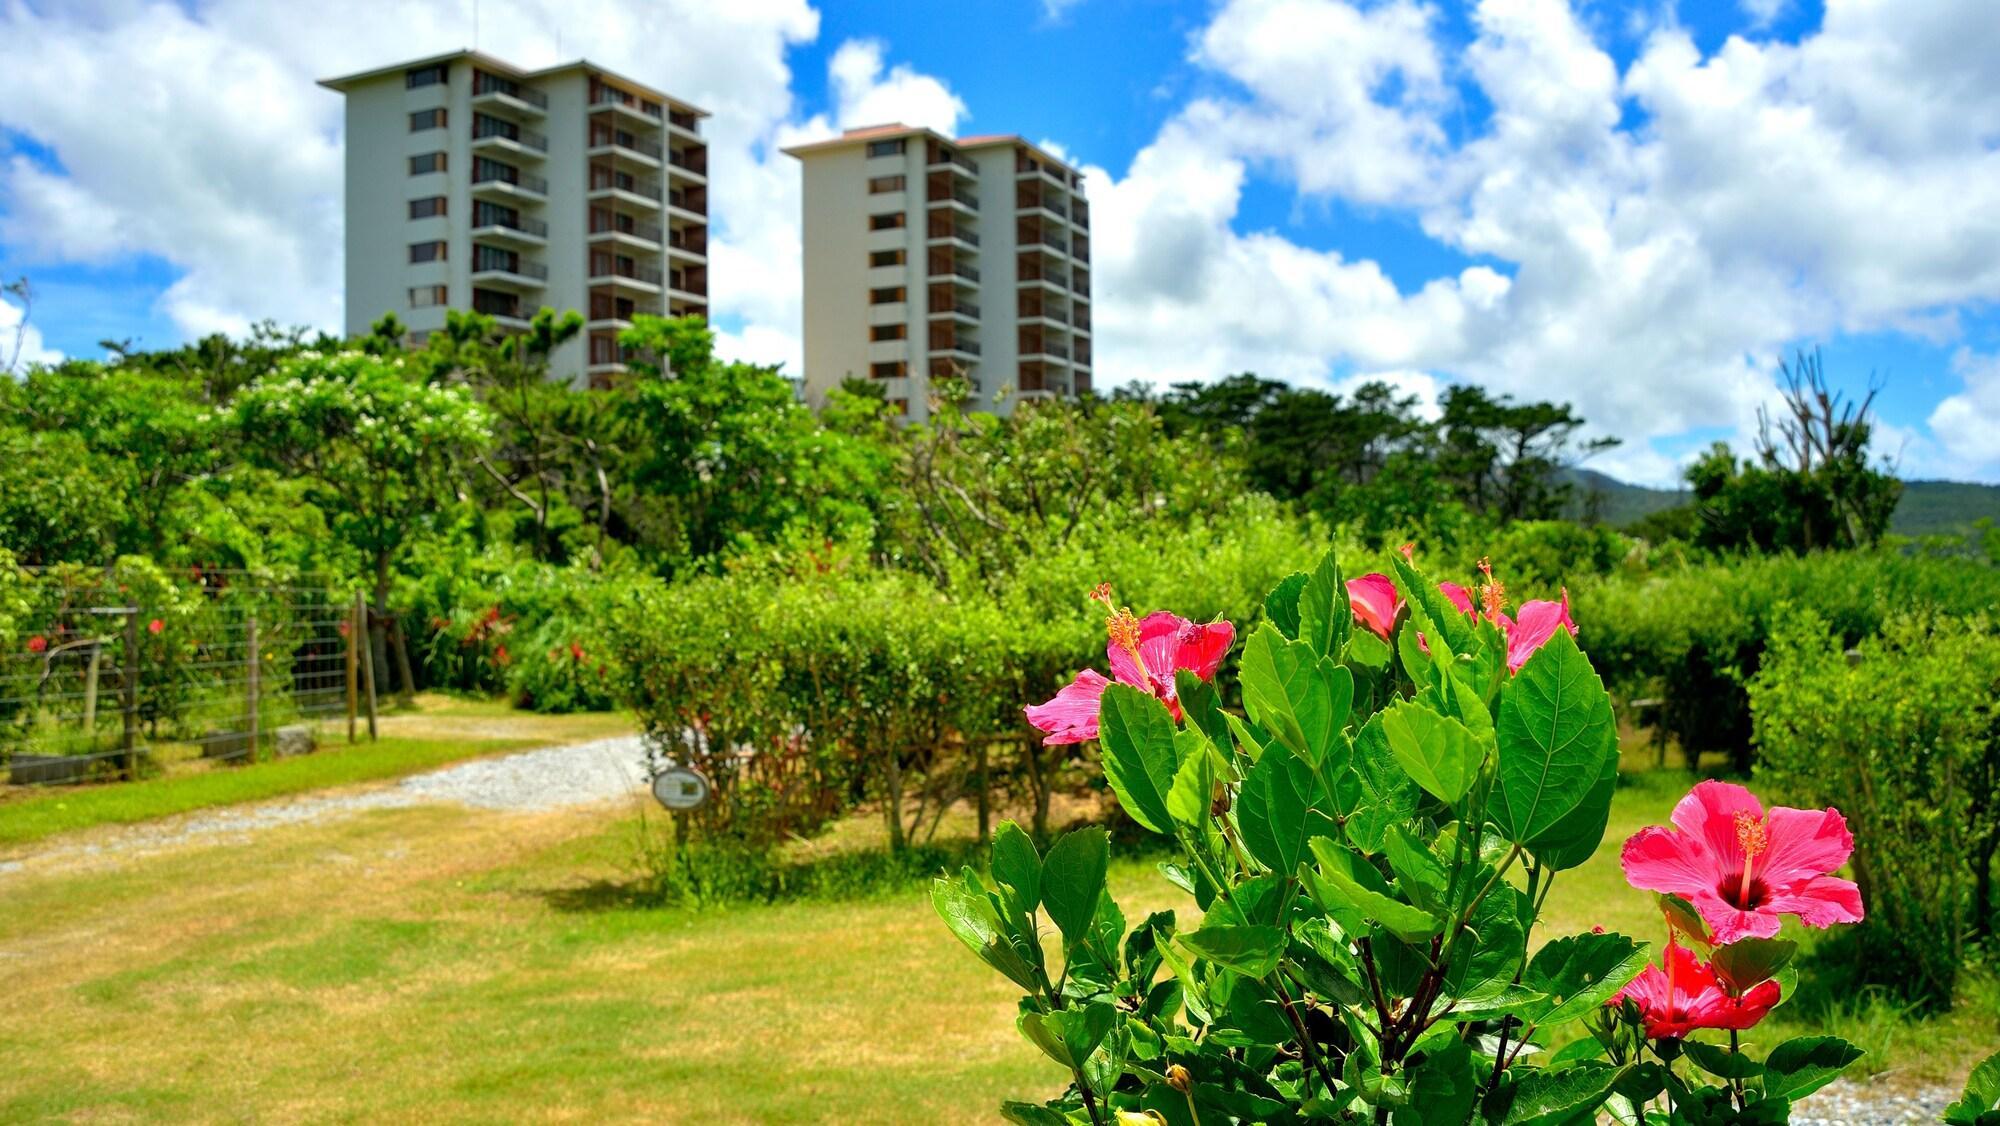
[82,640,102,735]
[359,596,379,741]
[346,592,360,744]
[246,614,260,762]
[121,611,139,780]
[976,739,991,847]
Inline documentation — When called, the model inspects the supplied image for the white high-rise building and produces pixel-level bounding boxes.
[320,50,711,385]
[784,125,1093,421]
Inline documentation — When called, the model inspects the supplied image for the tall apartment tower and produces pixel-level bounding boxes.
[785,125,1093,421]
[320,50,711,385]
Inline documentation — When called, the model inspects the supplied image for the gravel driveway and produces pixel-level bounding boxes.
[0,735,653,876]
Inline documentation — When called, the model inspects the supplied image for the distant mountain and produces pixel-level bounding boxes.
[1559,468,2000,537]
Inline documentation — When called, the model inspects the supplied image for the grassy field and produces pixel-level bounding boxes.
[0,737,1989,1121]
[0,696,633,846]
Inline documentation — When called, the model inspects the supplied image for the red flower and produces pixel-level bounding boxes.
[337,620,351,638]
[569,641,586,663]
[494,644,511,666]
[1621,780,1863,944]
[1610,942,1781,1039]
[27,635,48,654]
[1025,587,1233,746]
[1345,573,1400,640]
[148,618,164,635]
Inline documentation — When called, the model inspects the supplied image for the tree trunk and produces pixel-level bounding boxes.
[976,740,991,847]
[882,746,907,853]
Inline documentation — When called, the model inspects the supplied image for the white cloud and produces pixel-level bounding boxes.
[827,40,967,134]
[1926,349,2000,474]
[0,284,62,373]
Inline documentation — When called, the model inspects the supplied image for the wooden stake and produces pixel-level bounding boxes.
[360,597,379,741]
[347,591,361,744]
[246,615,260,762]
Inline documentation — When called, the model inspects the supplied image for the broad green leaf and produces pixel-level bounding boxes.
[1397,1035,1478,1126]
[1017,1001,1115,1070]
[1175,668,1232,753]
[1041,828,1109,945]
[1382,825,1450,915]
[1216,976,1296,1045]
[1710,936,1797,995]
[1683,1039,1763,1080]
[1264,571,1309,640]
[1240,624,1352,761]
[1943,1048,2000,1125]
[990,820,1041,915]
[1180,923,1285,979]
[1306,836,1440,943]
[1237,744,1337,876]
[932,869,1042,992]
[1224,710,1271,764]
[1346,626,1392,670]
[1099,683,1179,834]
[1434,888,1532,1012]
[1379,699,1481,804]
[1500,1059,1618,1125]
[1493,628,1618,848]
[1296,548,1349,660]
[1392,553,1475,657]
[1525,750,1617,872]
[1762,1036,1865,1102]
[998,1101,1070,1126]
[1657,893,1714,949]
[1521,930,1648,1027]
[1345,714,1420,853]
[1166,728,1218,829]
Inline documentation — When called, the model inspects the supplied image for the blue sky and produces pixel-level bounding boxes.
[5,0,2000,484]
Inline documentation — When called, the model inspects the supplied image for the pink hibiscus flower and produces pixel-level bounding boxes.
[1440,581,1474,616]
[1621,780,1864,944]
[1610,942,1781,1039]
[1346,573,1400,640]
[1024,587,1234,746]
[1496,590,1577,673]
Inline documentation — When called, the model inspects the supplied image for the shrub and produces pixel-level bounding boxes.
[1751,608,2000,1004]
[938,549,1865,1123]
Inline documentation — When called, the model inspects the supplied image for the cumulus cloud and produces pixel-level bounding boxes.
[1,285,62,373]
[1927,349,2000,473]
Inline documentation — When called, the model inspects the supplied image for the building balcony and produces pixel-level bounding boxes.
[470,214,548,247]
[930,338,982,357]
[472,119,548,161]
[472,73,547,118]
[666,187,707,219]
[589,217,663,251]
[1016,163,1068,191]
[591,88,662,125]
[1020,338,1072,362]
[925,224,979,251]
[589,176,661,211]
[668,294,708,318]
[470,253,548,290]
[668,145,708,180]
[927,185,979,215]
[587,135,663,169]
[588,261,664,294]
[667,108,702,140]
[472,168,547,203]
[927,298,980,322]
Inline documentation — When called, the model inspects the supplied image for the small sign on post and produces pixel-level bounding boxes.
[651,765,711,811]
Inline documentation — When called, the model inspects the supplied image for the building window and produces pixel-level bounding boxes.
[871,362,906,379]
[870,249,905,268]
[409,285,448,308]
[868,212,906,231]
[406,63,449,89]
[866,138,906,158]
[408,108,447,132]
[409,152,446,175]
[870,323,907,342]
[890,397,910,415]
[408,241,447,263]
[869,287,905,305]
[408,196,447,220]
[868,175,905,194]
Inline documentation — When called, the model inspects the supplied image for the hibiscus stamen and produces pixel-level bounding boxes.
[1734,811,1769,907]
[1476,558,1507,623]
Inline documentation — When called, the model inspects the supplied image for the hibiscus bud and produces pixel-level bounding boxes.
[1209,780,1231,817]
[1165,1064,1192,1093]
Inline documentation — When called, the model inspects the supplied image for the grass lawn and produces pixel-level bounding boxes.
[0,741,1988,1121]
[0,695,633,847]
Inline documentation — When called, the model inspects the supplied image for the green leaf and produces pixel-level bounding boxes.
[1521,930,1649,1028]
[1392,553,1475,657]
[1683,1039,1764,1080]
[1762,1036,1865,1102]
[1017,1000,1116,1071]
[1041,828,1109,945]
[1397,1036,1478,1126]
[998,1101,1070,1126]
[1237,744,1337,876]
[1493,629,1617,848]
[1379,699,1481,804]
[1296,548,1350,660]
[1180,923,1285,979]
[1240,624,1352,761]
[1345,714,1420,854]
[1306,836,1440,943]
[1175,668,1232,752]
[1098,683,1179,834]
[1943,1049,2000,1125]
[990,820,1041,915]
[932,869,1042,992]
[1264,571,1309,640]
[1166,728,1218,829]
[1710,937,1797,995]
[1525,751,1618,872]
[1346,626,1392,670]
[1500,1060,1618,1125]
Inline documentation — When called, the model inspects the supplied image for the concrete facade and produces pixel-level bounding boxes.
[321,50,711,385]
[785,125,1092,421]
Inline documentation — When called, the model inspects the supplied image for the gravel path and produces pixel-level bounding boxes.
[1793,1080,1958,1125]
[0,735,652,876]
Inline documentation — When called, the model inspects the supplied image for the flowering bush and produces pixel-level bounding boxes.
[937,549,1865,1124]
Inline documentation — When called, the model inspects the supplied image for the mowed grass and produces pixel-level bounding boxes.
[0,739,1989,1121]
[0,696,633,847]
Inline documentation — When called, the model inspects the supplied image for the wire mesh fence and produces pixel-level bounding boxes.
[1,565,371,786]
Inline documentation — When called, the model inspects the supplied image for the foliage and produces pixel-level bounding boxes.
[935,549,1862,1124]
[1750,609,2000,1004]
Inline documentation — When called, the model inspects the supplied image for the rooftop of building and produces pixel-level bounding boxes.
[781,123,1079,175]
[317,49,708,119]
